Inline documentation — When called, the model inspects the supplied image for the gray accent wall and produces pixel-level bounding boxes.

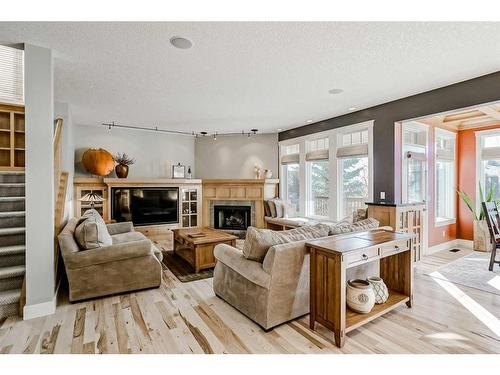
[194,133,279,179]
[279,70,500,202]
[73,125,195,178]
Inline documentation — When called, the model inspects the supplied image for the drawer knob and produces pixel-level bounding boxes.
[362,254,368,260]
[394,246,399,250]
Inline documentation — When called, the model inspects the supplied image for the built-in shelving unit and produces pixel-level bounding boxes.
[0,104,25,170]
[181,188,199,228]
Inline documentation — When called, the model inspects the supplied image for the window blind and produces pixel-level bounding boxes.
[281,154,300,164]
[0,45,24,105]
[481,147,500,160]
[305,149,329,161]
[336,144,368,158]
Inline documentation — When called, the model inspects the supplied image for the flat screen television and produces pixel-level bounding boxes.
[111,187,179,226]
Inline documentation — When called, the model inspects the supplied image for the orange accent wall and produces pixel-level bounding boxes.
[457,124,500,240]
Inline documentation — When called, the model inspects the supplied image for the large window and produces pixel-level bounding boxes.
[281,144,300,216]
[435,128,456,225]
[477,130,500,204]
[402,122,428,204]
[306,138,329,217]
[337,130,369,218]
[280,121,373,221]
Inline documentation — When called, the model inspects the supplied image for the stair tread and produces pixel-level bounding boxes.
[0,196,25,201]
[0,265,25,279]
[0,183,24,186]
[0,288,21,305]
[0,227,25,235]
[0,245,25,256]
[0,211,25,217]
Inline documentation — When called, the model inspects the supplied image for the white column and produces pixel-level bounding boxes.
[23,44,55,319]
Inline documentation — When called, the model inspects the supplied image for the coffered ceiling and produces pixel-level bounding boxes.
[0,22,500,133]
[418,103,500,131]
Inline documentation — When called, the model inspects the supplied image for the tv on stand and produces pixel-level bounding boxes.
[111,187,179,226]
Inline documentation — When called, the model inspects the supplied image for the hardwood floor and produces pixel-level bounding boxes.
[1,248,499,354]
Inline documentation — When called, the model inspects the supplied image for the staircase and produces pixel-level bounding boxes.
[0,171,25,321]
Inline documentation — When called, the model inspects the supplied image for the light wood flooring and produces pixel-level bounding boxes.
[1,248,499,354]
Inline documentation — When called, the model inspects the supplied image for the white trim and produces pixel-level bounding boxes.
[427,238,473,255]
[23,294,56,320]
[475,128,500,211]
[434,218,456,227]
[434,128,457,226]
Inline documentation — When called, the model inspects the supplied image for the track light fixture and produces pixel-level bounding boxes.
[101,122,259,139]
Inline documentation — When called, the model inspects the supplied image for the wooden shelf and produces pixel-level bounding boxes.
[345,289,409,333]
[14,130,24,133]
[0,129,11,133]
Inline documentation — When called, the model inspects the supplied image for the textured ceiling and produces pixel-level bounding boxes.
[0,22,500,133]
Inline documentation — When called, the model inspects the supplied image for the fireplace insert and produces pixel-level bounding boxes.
[214,205,251,230]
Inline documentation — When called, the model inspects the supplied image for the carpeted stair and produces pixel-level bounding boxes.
[0,172,25,321]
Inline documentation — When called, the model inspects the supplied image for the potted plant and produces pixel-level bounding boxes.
[113,153,135,178]
[457,183,494,252]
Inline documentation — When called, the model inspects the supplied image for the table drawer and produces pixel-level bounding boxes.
[380,240,409,257]
[344,247,379,266]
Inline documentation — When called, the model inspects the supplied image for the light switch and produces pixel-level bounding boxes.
[380,191,386,200]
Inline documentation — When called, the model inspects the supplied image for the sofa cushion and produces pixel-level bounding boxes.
[74,215,113,250]
[111,231,147,244]
[242,224,330,262]
[352,208,368,223]
[328,217,379,235]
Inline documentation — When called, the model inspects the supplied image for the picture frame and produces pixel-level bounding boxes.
[172,163,186,178]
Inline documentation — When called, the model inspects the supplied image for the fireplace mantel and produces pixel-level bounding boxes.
[202,179,279,228]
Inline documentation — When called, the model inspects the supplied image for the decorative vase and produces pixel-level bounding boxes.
[115,164,129,178]
[346,279,375,314]
[264,169,273,179]
[473,220,492,252]
[81,148,115,176]
[367,276,389,304]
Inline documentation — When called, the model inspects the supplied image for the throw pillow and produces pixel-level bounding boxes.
[74,213,113,250]
[329,217,379,235]
[242,224,330,262]
[267,199,277,218]
[263,200,272,217]
[352,208,368,223]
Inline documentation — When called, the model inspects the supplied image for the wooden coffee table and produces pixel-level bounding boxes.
[172,227,237,273]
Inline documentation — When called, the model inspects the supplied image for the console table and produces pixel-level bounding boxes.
[307,229,414,348]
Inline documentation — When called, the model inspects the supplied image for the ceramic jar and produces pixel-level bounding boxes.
[346,279,375,314]
[264,169,273,179]
[115,164,129,178]
[367,276,389,304]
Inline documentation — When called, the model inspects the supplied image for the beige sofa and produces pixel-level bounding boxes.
[213,225,389,330]
[58,218,163,302]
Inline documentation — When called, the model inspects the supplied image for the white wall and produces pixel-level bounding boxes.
[74,125,195,178]
[194,134,278,179]
[24,44,55,319]
[55,102,74,224]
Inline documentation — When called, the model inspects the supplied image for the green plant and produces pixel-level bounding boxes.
[457,182,494,221]
[113,153,135,166]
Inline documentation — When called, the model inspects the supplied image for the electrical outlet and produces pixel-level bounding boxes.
[442,230,446,238]
[380,191,385,200]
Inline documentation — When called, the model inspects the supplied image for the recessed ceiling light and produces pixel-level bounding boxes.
[170,36,193,49]
[277,128,283,131]
[328,88,343,95]
[306,119,313,123]
[348,107,357,111]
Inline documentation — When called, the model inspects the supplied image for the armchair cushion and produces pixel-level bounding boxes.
[242,224,330,262]
[111,231,146,244]
[63,239,152,269]
[106,221,134,235]
[214,244,270,289]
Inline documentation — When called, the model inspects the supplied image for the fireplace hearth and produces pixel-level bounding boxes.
[214,205,251,230]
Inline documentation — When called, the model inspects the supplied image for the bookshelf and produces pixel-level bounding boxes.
[0,104,25,170]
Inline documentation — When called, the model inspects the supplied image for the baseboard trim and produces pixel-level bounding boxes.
[23,280,60,320]
[427,238,473,255]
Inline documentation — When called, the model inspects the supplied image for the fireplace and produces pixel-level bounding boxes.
[214,205,251,230]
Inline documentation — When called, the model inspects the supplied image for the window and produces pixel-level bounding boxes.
[279,121,373,221]
[281,144,300,216]
[0,45,24,105]
[337,130,370,218]
[435,128,456,225]
[477,130,500,204]
[306,138,329,217]
[402,122,428,204]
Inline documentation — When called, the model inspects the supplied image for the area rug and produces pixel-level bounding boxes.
[427,252,500,296]
[162,251,213,282]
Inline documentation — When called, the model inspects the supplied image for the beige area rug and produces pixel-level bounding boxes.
[162,239,245,283]
[427,251,500,296]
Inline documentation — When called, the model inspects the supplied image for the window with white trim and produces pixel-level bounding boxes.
[435,128,456,225]
[477,130,500,203]
[280,144,300,216]
[402,122,428,204]
[337,130,369,218]
[0,45,24,105]
[306,138,329,217]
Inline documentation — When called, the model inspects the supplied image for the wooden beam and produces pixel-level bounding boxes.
[477,105,500,121]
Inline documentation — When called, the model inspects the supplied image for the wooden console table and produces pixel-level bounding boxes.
[307,229,414,348]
